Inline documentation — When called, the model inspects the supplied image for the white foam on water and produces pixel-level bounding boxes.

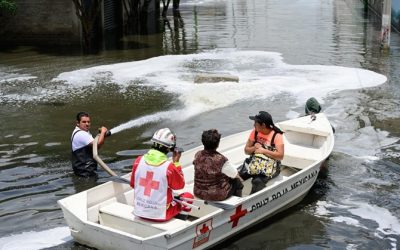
[180,0,227,6]
[44,142,61,147]
[360,177,393,187]
[55,50,387,136]
[285,110,301,120]
[23,156,46,164]
[19,135,32,139]
[348,201,400,237]
[54,50,386,103]
[331,216,368,229]
[335,126,398,156]
[0,226,72,250]
[315,200,352,216]
[346,244,357,250]
[0,71,36,83]
[334,126,398,159]
[314,200,400,249]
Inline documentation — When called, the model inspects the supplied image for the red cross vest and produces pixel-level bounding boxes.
[134,157,169,220]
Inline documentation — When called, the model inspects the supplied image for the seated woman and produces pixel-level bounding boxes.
[193,129,244,201]
[242,111,284,194]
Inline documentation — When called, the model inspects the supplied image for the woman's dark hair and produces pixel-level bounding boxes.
[250,111,283,134]
[201,129,221,150]
[76,111,90,122]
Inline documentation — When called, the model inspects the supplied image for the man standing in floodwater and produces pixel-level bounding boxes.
[71,112,108,178]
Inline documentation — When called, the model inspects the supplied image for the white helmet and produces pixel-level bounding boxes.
[151,128,176,149]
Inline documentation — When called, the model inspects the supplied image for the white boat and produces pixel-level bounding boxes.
[58,113,334,249]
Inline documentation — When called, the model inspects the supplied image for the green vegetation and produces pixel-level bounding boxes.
[0,0,17,14]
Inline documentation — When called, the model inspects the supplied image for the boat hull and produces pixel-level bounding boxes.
[58,113,334,249]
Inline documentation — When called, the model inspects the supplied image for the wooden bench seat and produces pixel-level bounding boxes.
[98,202,190,237]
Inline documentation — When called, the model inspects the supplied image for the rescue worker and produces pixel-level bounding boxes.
[130,128,193,221]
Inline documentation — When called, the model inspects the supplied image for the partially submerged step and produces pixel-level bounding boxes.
[194,73,239,83]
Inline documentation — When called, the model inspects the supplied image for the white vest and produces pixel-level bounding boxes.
[134,157,169,220]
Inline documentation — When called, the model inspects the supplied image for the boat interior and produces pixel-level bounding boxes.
[78,125,332,239]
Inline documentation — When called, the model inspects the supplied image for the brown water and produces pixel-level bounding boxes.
[0,0,400,249]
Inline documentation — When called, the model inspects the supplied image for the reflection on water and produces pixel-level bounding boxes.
[70,176,98,194]
[218,212,328,250]
[215,175,331,250]
[1,0,400,249]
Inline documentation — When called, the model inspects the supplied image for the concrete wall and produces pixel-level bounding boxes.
[364,0,400,32]
[366,0,383,15]
[0,0,81,46]
[0,0,165,47]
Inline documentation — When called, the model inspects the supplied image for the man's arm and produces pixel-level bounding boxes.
[130,157,141,188]
[221,160,243,181]
[254,133,284,160]
[255,143,284,160]
[89,126,108,149]
[97,126,108,148]
[244,130,259,155]
[167,163,185,190]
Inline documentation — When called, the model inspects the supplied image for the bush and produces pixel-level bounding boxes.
[0,0,17,15]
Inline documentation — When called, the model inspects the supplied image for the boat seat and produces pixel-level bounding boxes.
[204,195,242,209]
[281,126,329,137]
[99,202,190,233]
[284,144,322,161]
[281,144,322,169]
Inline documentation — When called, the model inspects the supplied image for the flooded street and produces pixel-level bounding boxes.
[1,0,400,249]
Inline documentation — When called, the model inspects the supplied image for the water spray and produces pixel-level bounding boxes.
[100,109,187,138]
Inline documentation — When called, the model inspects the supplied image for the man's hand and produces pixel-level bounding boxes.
[172,150,181,163]
[97,126,108,148]
[99,126,108,134]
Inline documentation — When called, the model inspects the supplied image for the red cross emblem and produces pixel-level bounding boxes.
[139,171,160,196]
[229,205,247,228]
[199,223,209,234]
[193,219,213,248]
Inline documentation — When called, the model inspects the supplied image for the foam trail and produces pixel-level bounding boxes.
[53,50,390,160]
[54,50,387,108]
[0,226,72,250]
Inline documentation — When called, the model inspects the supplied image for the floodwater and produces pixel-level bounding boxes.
[1,0,400,249]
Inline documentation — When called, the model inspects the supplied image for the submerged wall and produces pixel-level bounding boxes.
[0,0,162,48]
[0,0,81,46]
[366,0,383,14]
